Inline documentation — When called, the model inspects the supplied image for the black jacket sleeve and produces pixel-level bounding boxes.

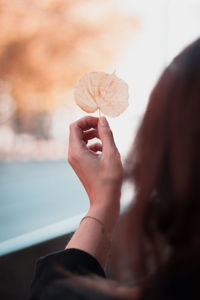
[29,248,106,300]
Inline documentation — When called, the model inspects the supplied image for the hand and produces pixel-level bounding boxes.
[68,116,123,211]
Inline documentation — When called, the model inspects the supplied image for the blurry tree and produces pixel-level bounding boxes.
[0,0,138,136]
[0,0,137,111]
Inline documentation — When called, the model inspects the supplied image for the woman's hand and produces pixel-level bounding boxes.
[67,116,123,266]
[68,116,123,212]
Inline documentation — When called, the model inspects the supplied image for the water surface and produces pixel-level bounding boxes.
[0,161,89,244]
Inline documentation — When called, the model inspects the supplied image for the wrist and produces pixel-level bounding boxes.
[87,182,121,231]
[89,181,121,204]
[87,200,120,233]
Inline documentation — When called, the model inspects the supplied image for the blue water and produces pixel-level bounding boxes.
[0,161,89,243]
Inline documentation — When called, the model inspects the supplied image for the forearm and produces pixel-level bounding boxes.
[66,190,120,269]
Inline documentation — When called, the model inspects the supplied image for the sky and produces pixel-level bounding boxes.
[108,0,200,157]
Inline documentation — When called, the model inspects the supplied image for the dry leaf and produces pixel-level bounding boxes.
[74,72,129,117]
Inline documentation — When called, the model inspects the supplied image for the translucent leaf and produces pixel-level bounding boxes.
[74,72,129,117]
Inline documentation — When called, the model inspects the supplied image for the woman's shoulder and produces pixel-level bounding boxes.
[29,248,106,300]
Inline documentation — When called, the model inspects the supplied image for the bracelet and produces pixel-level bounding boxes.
[80,216,112,242]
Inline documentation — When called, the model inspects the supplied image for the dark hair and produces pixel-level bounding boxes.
[122,38,200,289]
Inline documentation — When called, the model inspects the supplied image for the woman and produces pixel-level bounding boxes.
[30,38,200,299]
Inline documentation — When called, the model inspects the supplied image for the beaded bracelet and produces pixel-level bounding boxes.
[80,216,112,242]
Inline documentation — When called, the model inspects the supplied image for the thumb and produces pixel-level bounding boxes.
[98,117,117,154]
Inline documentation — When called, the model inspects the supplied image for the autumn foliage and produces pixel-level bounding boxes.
[0,0,137,114]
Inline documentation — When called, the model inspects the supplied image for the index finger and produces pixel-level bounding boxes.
[76,116,99,131]
[69,116,99,145]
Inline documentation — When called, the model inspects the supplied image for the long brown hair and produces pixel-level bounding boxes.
[121,38,200,288]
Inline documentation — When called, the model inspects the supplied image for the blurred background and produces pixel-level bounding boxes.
[0,0,200,256]
[0,1,199,299]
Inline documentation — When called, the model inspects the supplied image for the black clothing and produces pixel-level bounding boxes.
[30,248,200,300]
[30,248,108,300]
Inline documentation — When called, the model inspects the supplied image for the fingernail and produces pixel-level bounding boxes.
[99,117,108,127]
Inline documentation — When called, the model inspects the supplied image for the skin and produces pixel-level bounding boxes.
[66,116,123,269]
